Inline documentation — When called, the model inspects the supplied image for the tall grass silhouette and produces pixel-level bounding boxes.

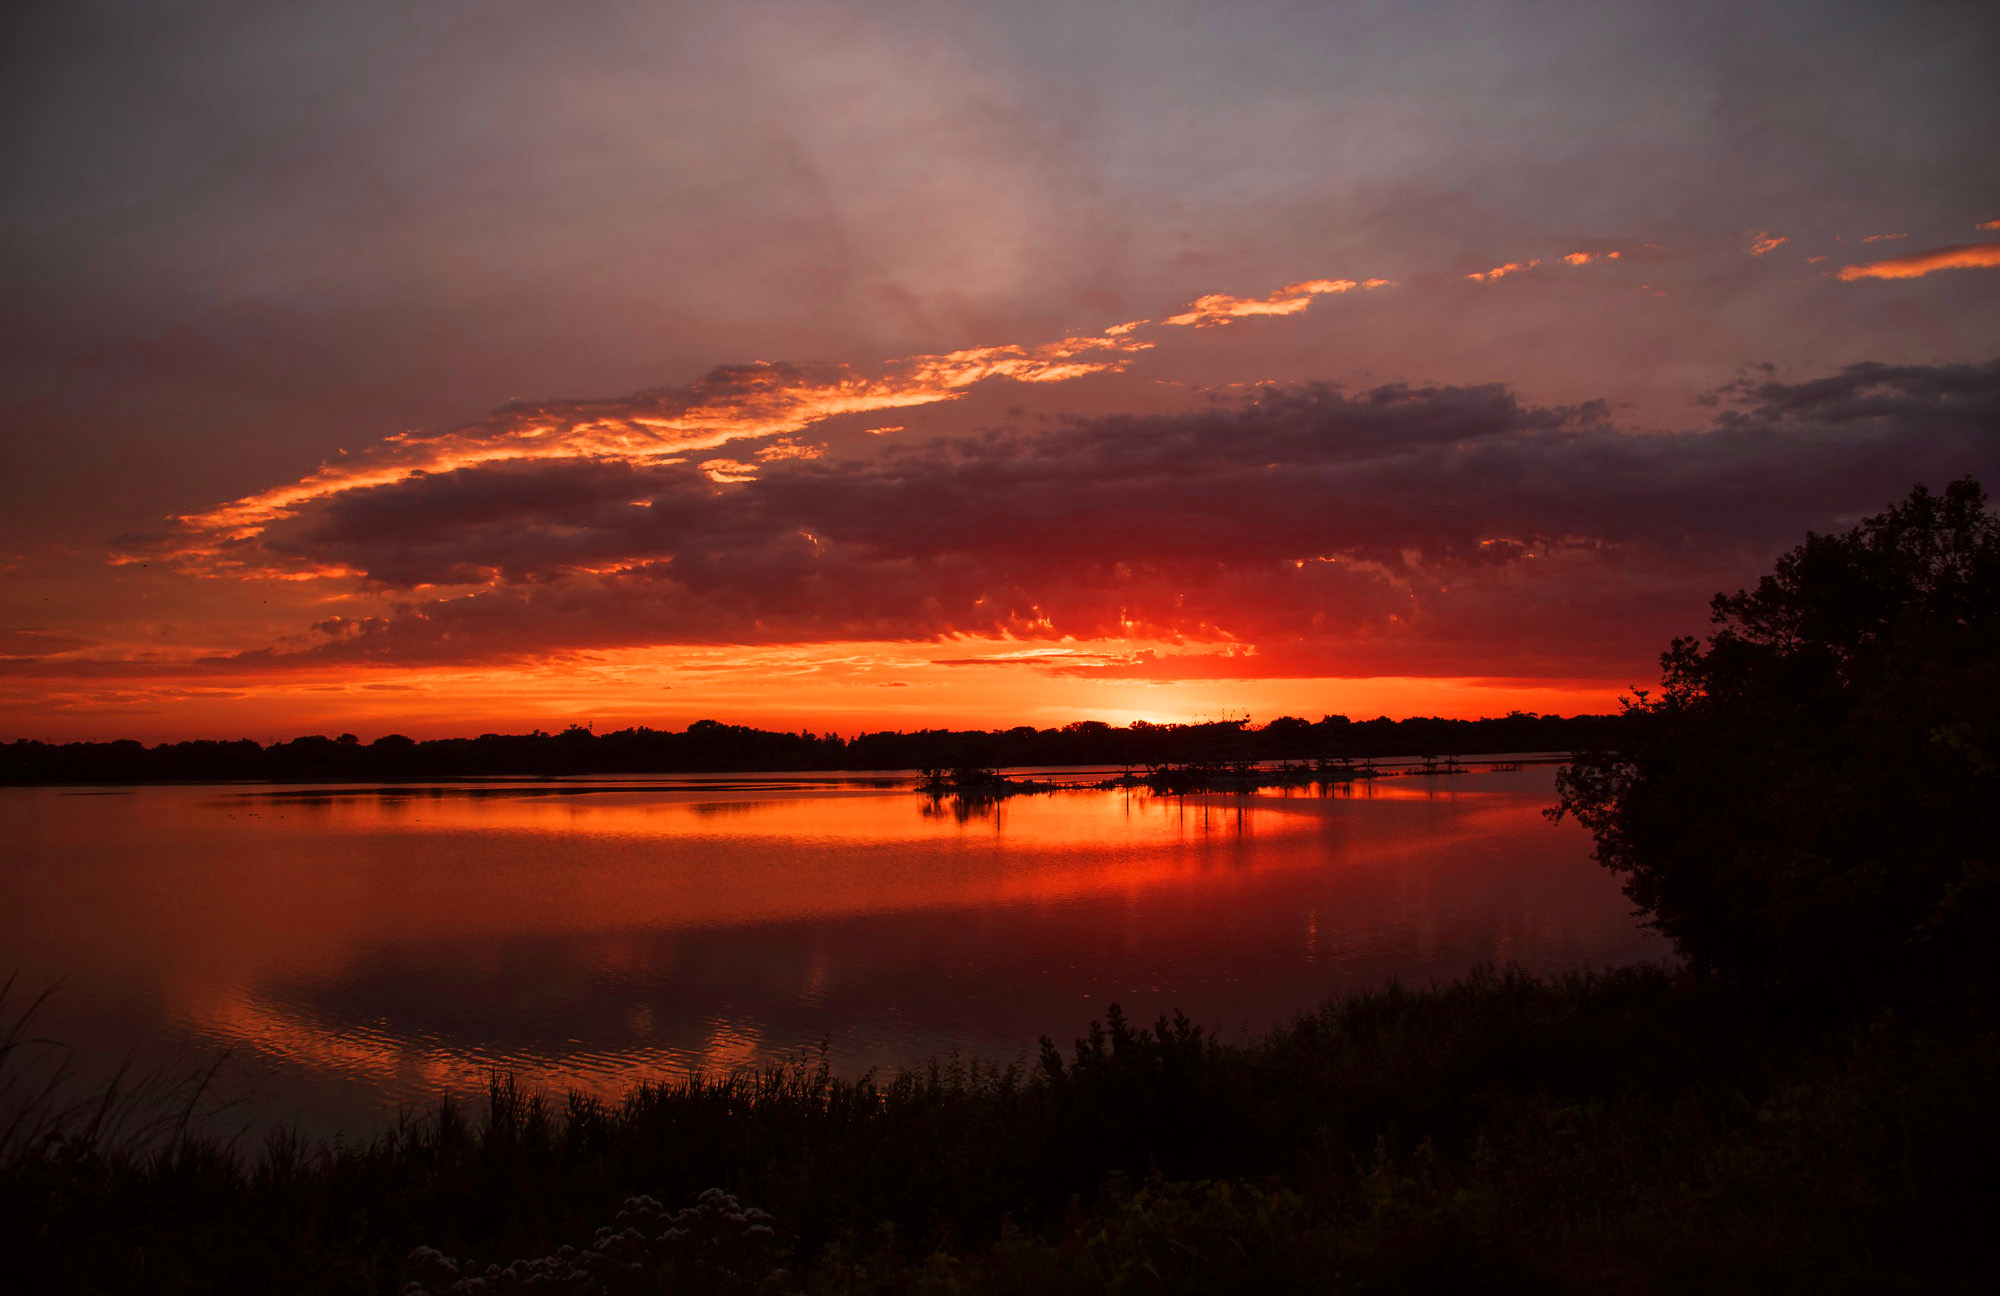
[5,964,1995,1291]
[1,974,236,1167]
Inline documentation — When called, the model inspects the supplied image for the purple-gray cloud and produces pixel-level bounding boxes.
[133,358,1995,681]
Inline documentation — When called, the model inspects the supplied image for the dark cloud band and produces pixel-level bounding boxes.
[127,358,1996,681]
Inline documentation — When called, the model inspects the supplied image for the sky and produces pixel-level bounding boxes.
[2,0,1997,741]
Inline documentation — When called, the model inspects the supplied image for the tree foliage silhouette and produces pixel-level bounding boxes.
[1554,479,2000,994]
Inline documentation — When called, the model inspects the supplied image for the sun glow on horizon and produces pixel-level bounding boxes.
[0,632,1631,744]
[11,225,1983,746]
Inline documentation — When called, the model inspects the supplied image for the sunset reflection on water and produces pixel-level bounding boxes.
[2,767,1665,1135]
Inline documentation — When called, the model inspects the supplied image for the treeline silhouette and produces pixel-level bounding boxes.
[0,711,1629,785]
[1556,477,2000,1003]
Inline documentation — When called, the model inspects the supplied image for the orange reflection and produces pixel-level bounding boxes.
[6,772,1662,1127]
[13,779,1541,995]
[194,990,769,1105]
[168,782,1523,936]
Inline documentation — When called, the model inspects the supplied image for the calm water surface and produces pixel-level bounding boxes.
[3,764,1666,1136]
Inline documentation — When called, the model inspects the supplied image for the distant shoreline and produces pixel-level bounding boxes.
[0,714,1627,786]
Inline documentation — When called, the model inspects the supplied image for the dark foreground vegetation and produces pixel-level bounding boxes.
[6,966,1995,1294]
[1555,477,1999,998]
[0,712,1623,785]
[6,480,1995,1291]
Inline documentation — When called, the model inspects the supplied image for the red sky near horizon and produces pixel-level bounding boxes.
[3,1,1998,742]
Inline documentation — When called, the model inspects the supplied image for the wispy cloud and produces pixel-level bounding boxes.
[1467,260,1537,282]
[931,648,1148,669]
[126,333,1158,572]
[1747,232,1788,256]
[125,272,1408,574]
[1836,240,2000,281]
[1161,277,1389,328]
[0,630,98,660]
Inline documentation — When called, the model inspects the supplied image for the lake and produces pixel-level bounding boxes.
[1,762,1666,1138]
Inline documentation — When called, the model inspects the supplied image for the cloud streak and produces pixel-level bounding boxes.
[1837,240,2000,281]
[1161,277,1390,327]
[1467,260,1538,282]
[131,333,1160,571]
[129,269,1414,574]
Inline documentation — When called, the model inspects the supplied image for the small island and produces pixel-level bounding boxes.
[919,754,1485,802]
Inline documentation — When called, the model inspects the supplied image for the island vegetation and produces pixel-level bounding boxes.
[4,480,1995,1292]
[918,754,1455,805]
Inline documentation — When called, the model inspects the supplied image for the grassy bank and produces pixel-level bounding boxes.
[6,964,1993,1293]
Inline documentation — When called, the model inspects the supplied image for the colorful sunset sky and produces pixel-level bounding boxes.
[4,0,1998,740]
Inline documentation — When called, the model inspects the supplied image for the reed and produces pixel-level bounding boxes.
[0,974,233,1168]
[5,963,1993,1291]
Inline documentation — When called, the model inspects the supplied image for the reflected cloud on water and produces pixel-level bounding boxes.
[3,768,1665,1135]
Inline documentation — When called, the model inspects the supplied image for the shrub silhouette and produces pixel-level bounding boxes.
[1554,478,2000,998]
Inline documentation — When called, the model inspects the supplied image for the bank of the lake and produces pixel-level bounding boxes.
[6,963,1992,1293]
[0,713,1626,785]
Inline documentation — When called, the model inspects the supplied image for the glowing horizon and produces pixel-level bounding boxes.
[4,2,1996,743]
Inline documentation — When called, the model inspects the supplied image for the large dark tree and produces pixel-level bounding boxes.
[1554,479,2000,996]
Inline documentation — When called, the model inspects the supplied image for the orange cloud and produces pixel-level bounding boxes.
[132,270,1401,578]
[23,357,2000,740]
[134,333,1157,572]
[1467,260,1538,283]
[1747,232,1787,256]
[1978,219,2000,231]
[1860,232,1907,243]
[1162,277,1382,327]
[1836,241,2000,281]
[700,459,761,483]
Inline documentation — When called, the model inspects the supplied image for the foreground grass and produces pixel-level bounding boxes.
[5,965,1993,1293]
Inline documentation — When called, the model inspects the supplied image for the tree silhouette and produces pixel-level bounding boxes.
[1554,479,2000,997]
